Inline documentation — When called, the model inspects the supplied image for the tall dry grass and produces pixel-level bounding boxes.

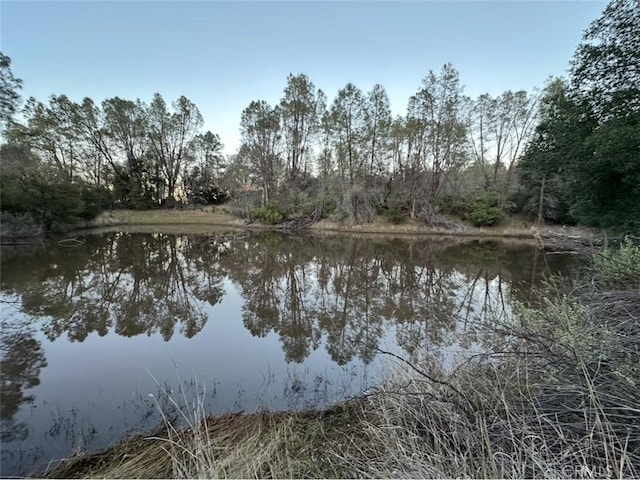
[139,372,358,479]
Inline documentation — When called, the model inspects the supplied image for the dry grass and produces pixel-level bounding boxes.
[49,406,363,479]
[313,216,599,247]
[342,250,640,479]
[92,206,243,227]
[77,208,600,250]
[347,321,640,478]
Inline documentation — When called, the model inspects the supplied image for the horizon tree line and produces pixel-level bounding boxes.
[1,0,637,230]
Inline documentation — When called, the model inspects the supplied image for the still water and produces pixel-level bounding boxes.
[0,231,585,476]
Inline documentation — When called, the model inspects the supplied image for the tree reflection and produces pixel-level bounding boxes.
[220,235,487,365]
[1,233,227,342]
[0,232,583,368]
[0,327,47,442]
[221,234,322,362]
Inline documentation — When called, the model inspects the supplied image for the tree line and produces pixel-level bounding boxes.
[1,0,637,231]
[235,65,542,226]
[518,0,639,229]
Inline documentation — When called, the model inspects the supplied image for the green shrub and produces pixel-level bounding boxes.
[472,190,501,208]
[323,199,337,216]
[465,205,505,226]
[253,203,286,224]
[436,191,506,226]
[462,191,506,226]
[595,236,640,287]
[436,195,470,216]
[79,185,111,220]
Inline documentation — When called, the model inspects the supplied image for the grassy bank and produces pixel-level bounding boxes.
[76,207,600,250]
[85,206,244,228]
[47,239,639,479]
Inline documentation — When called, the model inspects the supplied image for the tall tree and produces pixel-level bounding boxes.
[102,97,152,206]
[73,97,114,188]
[317,107,335,195]
[363,84,392,175]
[389,115,408,176]
[279,74,322,181]
[147,94,203,205]
[14,95,81,182]
[0,53,22,128]
[405,64,468,218]
[329,83,366,185]
[571,0,640,118]
[327,83,378,223]
[465,93,492,189]
[518,78,595,224]
[467,90,539,204]
[192,131,225,179]
[183,131,226,204]
[520,0,640,229]
[239,100,282,205]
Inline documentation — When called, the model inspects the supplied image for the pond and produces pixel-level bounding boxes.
[0,230,586,477]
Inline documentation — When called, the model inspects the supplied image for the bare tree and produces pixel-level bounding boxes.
[404,64,468,219]
[239,100,283,205]
[147,93,203,205]
[279,74,323,181]
[467,90,539,205]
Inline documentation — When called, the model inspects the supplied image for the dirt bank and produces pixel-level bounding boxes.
[73,208,602,252]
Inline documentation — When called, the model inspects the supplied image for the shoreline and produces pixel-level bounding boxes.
[57,208,603,252]
[44,402,366,479]
[1,207,602,252]
[1,212,602,258]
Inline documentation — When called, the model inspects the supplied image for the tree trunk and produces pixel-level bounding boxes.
[537,176,546,226]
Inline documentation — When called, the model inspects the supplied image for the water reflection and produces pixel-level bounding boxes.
[0,232,585,476]
[0,326,47,442]
[225,236,461,365]
[2,234,227,342]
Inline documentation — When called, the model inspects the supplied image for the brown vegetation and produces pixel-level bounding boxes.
[75,208,601,254]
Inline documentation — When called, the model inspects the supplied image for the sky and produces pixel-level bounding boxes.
[1,0,607,154]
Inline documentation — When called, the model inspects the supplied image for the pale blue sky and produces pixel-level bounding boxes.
[1,0,607,154]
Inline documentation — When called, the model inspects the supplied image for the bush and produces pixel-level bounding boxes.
[79,185,111,220]
[465,205,505,226]
[252,203,287,224]
[463,191,506,226]
[436,194,470,216]
[595,236,640,288]
[436,191,506,226]
[298,198,336,218]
